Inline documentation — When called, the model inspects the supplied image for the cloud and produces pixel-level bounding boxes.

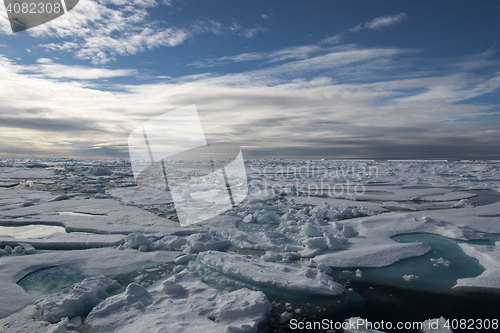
[191,13,409,68]
[0,40,500,159]
[188,44,325,68]
[364,13,407,30]
[322,13,408,45]
[27,0,193,64]
[30,63,137,79]
[243,25,267,38]
[0,0,256,64]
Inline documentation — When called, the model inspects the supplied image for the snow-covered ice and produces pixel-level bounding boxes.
[196,251,344,296]
[85,271,271,333]
[453,241,500,294]
[36,276,121,323]
[1,159,500,331]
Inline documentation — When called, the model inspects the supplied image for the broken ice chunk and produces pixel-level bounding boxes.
[342,225,357,238]
[301,223,322,237]
[302,237,328,250]
[280,311,293,323]
[19,243,36,254]
[316,263,333,274]
[243,214,255,223]
[5,318,69,333]
[298,247,323,258]
[261,251,282,262]
[185,233,231,253]
[156,235,187,250]
[430,258,451,267]
[86,271,271,333]
[36,276,121,323]
[198,251,344,296]
[174,254,196,264]
[124,233,155,251]
[403,274,419,282]
[253,209,280,224]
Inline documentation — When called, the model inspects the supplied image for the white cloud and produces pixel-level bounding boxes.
[188,44,325,68]
[0,0,254,64]
[191,13,409,68]
[30,63,137,79]
[1,43,500,159]
[36,58,53,64]
[243,25,267,38]
[26,0,193,64]
[322,13,408,45]
[365,13,407,30]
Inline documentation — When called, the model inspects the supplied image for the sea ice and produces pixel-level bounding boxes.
[196,251,344,296]
[5,318,68,333]
[0,168,55,179]
[261,251,282,262]
[453,241,500,294]
[0,248,182,318]
[36,276,121,323]
[403,274,419,282]
[85,271,271,333]
[184,233,231,253]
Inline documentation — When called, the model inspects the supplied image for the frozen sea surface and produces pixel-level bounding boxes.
[0,159,500,332]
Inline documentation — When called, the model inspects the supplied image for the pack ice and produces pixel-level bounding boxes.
[1,159,500,331]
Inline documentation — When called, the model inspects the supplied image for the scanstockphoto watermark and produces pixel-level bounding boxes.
[249,164,379,198]
[289,317,457,331]
[3,0,79,33]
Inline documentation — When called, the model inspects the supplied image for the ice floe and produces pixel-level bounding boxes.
[2,159,500,331]
[85,271,271,333]
[36,276,121,323]
[0,248,182,318]
[196,251,344,296]
[453,241,500,294]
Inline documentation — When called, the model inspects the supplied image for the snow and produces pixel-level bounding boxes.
[0,248,182,318]
[185,233,231,253]
[279,311,293,323]
[36,276,121,323]
[0,232,126,250]
[453,241,500,294]
[108,187,173,205]
[5,318,68,333]
[0,225,65,239]
[85,271,271,333]
[261,251,282,262]
[2,159,500,330]
[0,168,55,179]
[403,274,419,282]
[124,233,155,251]
[0,195,182,236]
[196,251,344,296]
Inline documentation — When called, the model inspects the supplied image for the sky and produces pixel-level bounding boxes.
[1,0,500,160]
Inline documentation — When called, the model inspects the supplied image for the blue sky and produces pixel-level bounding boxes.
[1,0,500,159]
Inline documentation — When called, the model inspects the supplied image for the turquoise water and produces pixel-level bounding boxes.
[329,233,495,294]
[17,261,175,296]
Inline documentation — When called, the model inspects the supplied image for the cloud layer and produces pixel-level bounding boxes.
[1,36,499,159]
